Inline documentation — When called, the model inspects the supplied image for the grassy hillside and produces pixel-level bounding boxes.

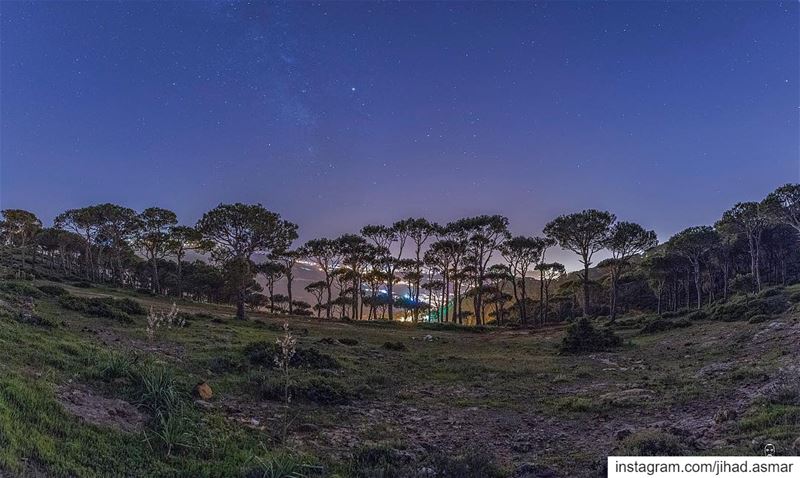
[1,272,799,477]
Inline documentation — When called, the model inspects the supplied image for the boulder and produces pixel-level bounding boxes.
[194,381,213,400]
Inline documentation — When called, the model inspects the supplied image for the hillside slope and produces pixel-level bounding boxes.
[0,274,798,477]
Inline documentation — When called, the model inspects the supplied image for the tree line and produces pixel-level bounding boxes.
[1,184,799,324]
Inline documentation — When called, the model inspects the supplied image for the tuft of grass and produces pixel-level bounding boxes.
[616,430,687,456]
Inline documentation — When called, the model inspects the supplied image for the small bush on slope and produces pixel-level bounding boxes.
[244,341,339,369]
[560,317,622,353]
[58,295,145,322]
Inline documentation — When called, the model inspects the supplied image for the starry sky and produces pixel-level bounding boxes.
[1,1,798,269]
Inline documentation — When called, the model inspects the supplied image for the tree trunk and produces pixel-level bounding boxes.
[387,280,394,320]
[693,261,702,310]
[582,263,590,316]
[236,288,246,320]
[151,255,160,294]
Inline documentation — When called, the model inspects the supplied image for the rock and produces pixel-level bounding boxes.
[714,408,737,423]
[615,428,634,441]
[417,467,435,477]
[194,381,213,400]
[423,334,433,341]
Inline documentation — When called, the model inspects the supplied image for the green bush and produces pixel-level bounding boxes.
[660,308,689,319]
[244,341,339,369]
[254,374,352,405]
[617,430,687,456]
[58,295,145,322]
[560,317,622,353]
[37,284,69,296]
[0,281,43,298]
[338,337,359,346]
[748,314,770,324]
[382,341,407,351]
[709,295,788,322]
[686,310,707,321]
[640,318,691,334]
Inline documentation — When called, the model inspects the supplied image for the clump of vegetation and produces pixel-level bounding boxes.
[146,303,184,341]
[244,451,315,478]
[0,281,44,298]
[37,284,68,296]
[348,445,503,478]
[72,281,93,288]
[660,309,689,318]
[708,293,788,322]
[748,314,770,324]
[560,317,622,353]
[383,341,407,351]
[640,318,691,334]
[254,374,353,405]
[617,429,687,456]
[418,322,489,333]
[58,295,145,322]
[686,310,706,321]
[244,341,339,369]
[338,337,358,346]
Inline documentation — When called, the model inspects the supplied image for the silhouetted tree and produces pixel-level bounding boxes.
[601,221,657,322]
[0,209,41,275]
[716,202,770,291]
[667,226,719,309]
[136,207,178,293]
[196,203,297,320]
[534,262,565,323]
[764,183,800,235]
[501,235,545,324]
[300,238,342,319]
[544,209,615,316]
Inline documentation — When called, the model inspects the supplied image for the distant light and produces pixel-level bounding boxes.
[351,87,356,92]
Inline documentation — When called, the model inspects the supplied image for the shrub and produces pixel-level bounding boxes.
[58,295,145,322]
[244,341,339,369]
[254,374,352,405]
[383,341,407,351]
[640,318,691,334]
[418,322,489,333]
[560,318,622,353]
[660,308,689,319]
[0,281,43,298]
[72,281,93,288]
[338,337,359,346]
[686,310,707,321]
[618,430,687,456]
[748,314,770,324]
[709,295,788,322]
[36,284,69,296]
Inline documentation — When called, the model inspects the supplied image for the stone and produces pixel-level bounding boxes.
[714,408,737,423]
[615,428,634,441]
[194,381,213,400]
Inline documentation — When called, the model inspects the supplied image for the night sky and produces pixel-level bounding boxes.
[1,1,798,269]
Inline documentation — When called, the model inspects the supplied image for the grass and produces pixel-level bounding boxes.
[0,275,798,476]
